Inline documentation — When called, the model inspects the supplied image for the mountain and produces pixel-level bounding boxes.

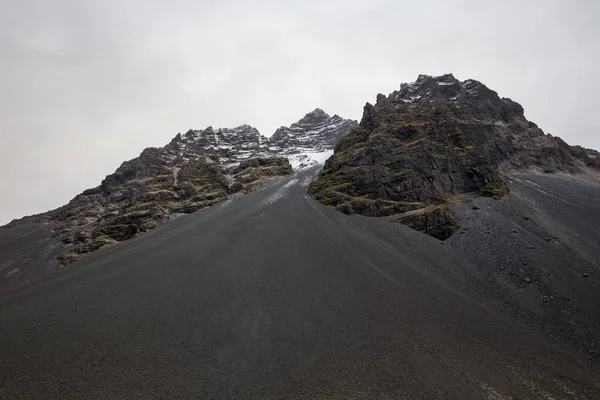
[2,168,600,399]
[0,109,356,285]
[1,77,600,398]
[270,108,357,168]
[309,74,600,239]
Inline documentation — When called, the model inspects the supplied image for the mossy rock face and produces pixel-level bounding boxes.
[480,183,509,200]
[309,74,599,239]
[139,189,177,202]
[394,206,460,241]
[9,114,355,266]
[231,157,292,192]
[178,200,216,214]
[232,157,292,174]
[46,154,293,265]
[313,188,425,217]
[89,234,118,247]
[100,224,138,241]
[57,251,82,265]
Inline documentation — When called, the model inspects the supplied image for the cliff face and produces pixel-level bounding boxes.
[44,125,292,264]
[269,108,358,169]
[309,74,599,239]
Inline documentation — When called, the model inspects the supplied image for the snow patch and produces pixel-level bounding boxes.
[287,149,334,171]
[172,167,181,186]
[402,95,422,103]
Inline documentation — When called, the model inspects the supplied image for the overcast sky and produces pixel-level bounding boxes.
[1,0,599,224]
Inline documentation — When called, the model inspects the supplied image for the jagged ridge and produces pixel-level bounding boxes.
[4,109,356,264]
[270,108,358,169]
[309,74,600,239]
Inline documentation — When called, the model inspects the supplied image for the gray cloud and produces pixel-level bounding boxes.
[1,0,599,224]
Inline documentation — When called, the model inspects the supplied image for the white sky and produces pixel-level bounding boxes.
[1,0,599,224]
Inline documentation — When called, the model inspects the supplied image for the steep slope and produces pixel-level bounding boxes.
[0,110,356,289]
[309,74,600,239]
[17,125,292,266]
[1,169,599,399]
[1,79,600,399]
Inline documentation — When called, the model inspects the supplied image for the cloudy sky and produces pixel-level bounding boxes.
[1,0,599,224]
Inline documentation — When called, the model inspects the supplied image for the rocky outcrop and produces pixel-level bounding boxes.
[271,108,356,150]
[309,74,600,239]
[4,110,355,264]
[270,109,358,169]
[47,130,288,264]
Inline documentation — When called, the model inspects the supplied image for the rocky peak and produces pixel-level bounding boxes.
[5,109,357,265]
[164,109,357,177]
[391,73,477,103]
[388,74,524,121]
[271,110,356,149]
[269,109,358,169]
[296,108,331,125]
[309,74,600,240]
[181,125,264,148]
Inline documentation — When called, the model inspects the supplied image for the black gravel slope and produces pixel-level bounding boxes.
[1,168,599,399]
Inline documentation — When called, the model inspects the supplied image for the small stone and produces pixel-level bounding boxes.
[512,229,518,234]
[582,273,589,278]
[528,245,535,249]
[524,278,531,283]
[542,296,548,302]
[472,206,480,210]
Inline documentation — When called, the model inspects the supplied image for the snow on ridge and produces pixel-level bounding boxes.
[287,149,334,171]
[402,94,422,103]
[167,115,353,175]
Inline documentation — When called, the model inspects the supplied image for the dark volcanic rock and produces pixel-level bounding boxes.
[394,205,459,240]
[269,109,358,169]
[309,74,599,239]
[4,125,293,265]
[2,110,356,269]
[270,108,357,151]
